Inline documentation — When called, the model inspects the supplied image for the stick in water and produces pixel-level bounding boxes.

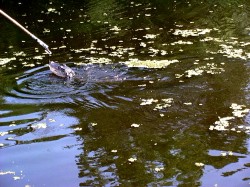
[0,9,52,55]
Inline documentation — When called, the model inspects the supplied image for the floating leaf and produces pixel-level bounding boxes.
[195,162,204,167]
[131,123,140,128]
[128,157,137,162]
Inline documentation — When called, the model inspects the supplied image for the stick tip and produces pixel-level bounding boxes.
[45,49,52,55]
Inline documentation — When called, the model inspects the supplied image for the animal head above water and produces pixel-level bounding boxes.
[49,61,75,78]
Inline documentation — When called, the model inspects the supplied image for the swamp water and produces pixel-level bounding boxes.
[1,0,250,186]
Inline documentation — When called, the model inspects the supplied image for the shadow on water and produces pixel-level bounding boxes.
[1,0,250,186]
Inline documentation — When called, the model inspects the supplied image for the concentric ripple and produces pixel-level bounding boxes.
[1,63,134,107]
[2,65,83,103]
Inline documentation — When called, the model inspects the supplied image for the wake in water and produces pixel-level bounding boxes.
[0,62,156,106]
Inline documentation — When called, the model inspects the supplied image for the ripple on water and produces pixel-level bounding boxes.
[0,109,78,148]
[1,63,134,109]
[4,68,84,104]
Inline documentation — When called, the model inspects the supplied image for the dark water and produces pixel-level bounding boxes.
[1,0,250,186]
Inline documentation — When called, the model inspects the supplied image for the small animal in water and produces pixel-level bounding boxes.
[49,61,75,78]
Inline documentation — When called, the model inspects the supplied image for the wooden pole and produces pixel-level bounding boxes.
[0,9,52,54]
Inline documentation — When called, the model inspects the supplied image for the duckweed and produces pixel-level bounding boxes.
[91,123,98,126]
[170,40,193,45]
[173,28,212,37]
[195,162,204,167]
[123,59,179,68]
[210,103,250,132]
[1,0,250,179]
[47,8,56,12]
[33,55,44,60]
[230,103,249,118]
[74,127,82,131]
[154,167,164,172]
[182,63,225,78]
[218,44,245,60]
[128,157,137,162]
[143,34,158,39]
[0,57,16,65]
[110,26,121,31]
[140,98,158,105]
[153,98,173,111]
[43,28,50,33]
[86,57,112,64]
[131,123,141,128]
[220,152,227,156]
[13,51,26,56]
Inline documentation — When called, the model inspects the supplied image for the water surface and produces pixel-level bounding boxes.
[1,0,250,186]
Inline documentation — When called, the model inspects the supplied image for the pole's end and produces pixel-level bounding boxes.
[45,48,52,55]
[36,38,52,55]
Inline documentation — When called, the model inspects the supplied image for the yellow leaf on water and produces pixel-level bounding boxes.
[195,162,204,167]
[128,157,137,162]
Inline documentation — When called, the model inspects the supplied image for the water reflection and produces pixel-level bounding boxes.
[1,0,250,186]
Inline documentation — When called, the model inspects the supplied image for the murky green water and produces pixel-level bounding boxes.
[1,0,250,186]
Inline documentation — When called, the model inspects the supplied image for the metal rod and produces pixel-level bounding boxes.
[0,9,52,55]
